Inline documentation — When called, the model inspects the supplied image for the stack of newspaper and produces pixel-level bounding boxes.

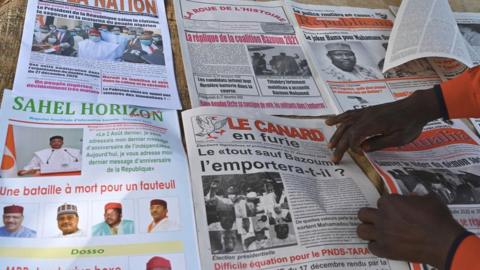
[0,0,479,269]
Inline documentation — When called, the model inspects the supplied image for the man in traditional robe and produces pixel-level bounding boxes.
[147,199,176,232]
[321,43,383,81]
[57,203,85,237]
[77,28,119,61]
[18,135,81,177]
[0,205,36,237]
[92,202,134,236]
[99,24,114,42]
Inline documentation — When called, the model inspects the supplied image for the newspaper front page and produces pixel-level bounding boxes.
[366,120,480,269]
[174,0,333,116]
[287,2,442,112]
[390,6,480,138]
[383,0,480,74]
[0,90,200,269]
[14,0,181,109]
[182,107,409,270]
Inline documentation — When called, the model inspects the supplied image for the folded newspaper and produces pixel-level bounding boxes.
[384,0,480,74]
[14,0,181,109]
[182,107,409,270]
[174,0,445,115]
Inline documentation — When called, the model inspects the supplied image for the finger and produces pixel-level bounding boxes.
[325,110,356,126]
[362,131,412,152]
[358,207,379,223]
[367,241,386,258]
[331,134,350,164]
[328,122,352,149]
[357,223,377,240]
[332,122,374,163]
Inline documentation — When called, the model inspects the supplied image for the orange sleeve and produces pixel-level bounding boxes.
[441,66,480,118]
[450,235,480,270]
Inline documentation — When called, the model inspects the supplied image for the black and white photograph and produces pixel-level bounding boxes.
[313,41,384,82]
[248,45,311,76]
[203,172,297,254]
[33,16,165,65]
[388,167,480,204]
[458,23,480,46]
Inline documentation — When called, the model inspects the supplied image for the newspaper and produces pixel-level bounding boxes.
[182,107,409,270]
[287,2,442,112]
[366,119,480,236]
[174,0,333,116]
[0,90,200,269]
[13,0,181,109]
[391,5,480,138]
[383,0,480,74]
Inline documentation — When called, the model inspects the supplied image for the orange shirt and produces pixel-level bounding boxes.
[441,66,480,118]
[451,235,480,270]
[440,68,480,269]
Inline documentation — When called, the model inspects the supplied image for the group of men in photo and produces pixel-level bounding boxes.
[33,23,164,64]
[205,175,297,254]
[0,199,175,238]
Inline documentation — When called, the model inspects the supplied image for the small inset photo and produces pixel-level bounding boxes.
[248,45,311,76]
[91,200,135,236]
[1,125,83,178]
[0,203,39,238]
[44,202,88,238]
[138,197,180,233]
[312,41,384,82]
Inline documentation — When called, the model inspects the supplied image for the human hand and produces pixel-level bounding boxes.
[357,194,465,269]
[326,89,442,163]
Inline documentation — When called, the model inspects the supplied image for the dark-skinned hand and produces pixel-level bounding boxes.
[326,89,442,163]
[357,194,465,269]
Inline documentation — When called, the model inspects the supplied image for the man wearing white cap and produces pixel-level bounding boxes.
[321,43,383,81]
[57,203,85,237]
[78,28,119,61]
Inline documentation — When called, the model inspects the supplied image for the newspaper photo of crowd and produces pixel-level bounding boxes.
[248,45,311,76]
[388,168,480,204]
[458,23,480,46]
[32,16,165,65]
[203,172,297,254]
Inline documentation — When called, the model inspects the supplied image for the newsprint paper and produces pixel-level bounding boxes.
[182,107,409,270]
[384,0,480,74]
[287,1,442,112]
[366,120,480,269]
[174,0,333,116]
[14,0,181,109]
[0,90,200,269]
